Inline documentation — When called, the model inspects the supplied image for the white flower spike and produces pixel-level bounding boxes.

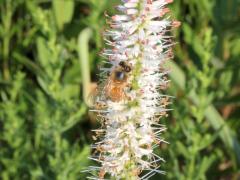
[88,0,180,179]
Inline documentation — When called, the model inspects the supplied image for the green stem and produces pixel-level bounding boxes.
[2,1,12,80]
[78,28,92,106]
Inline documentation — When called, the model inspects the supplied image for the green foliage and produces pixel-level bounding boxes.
[0,0,240,179]
[0,0,92,179]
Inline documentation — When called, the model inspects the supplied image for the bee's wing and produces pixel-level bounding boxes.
[87,90,96,107]
[87,83,106,108]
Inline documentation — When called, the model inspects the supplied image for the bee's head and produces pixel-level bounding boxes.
[119,61,125,66]
[119,61,132,73]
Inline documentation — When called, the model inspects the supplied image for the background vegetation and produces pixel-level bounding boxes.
[0,0,240,179]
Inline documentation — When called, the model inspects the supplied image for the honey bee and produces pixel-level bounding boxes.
[88,61,132,110]
[104,61,132,102]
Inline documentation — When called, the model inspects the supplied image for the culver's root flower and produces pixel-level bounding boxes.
[87,0,180,179]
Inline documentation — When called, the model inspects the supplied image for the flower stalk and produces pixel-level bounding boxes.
[88,0,180,179]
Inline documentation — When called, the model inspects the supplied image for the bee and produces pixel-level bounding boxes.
[88,61,132,110]
[104,61,132,102]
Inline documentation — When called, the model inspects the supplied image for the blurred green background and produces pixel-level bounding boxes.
[0,0,240,179]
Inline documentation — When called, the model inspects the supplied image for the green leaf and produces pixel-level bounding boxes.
[52,0,74,31]
[36,37,50,69]
[196,155,216,180]
[61,105,87,133]
[176,141,189,158]
[13,52,45,78]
